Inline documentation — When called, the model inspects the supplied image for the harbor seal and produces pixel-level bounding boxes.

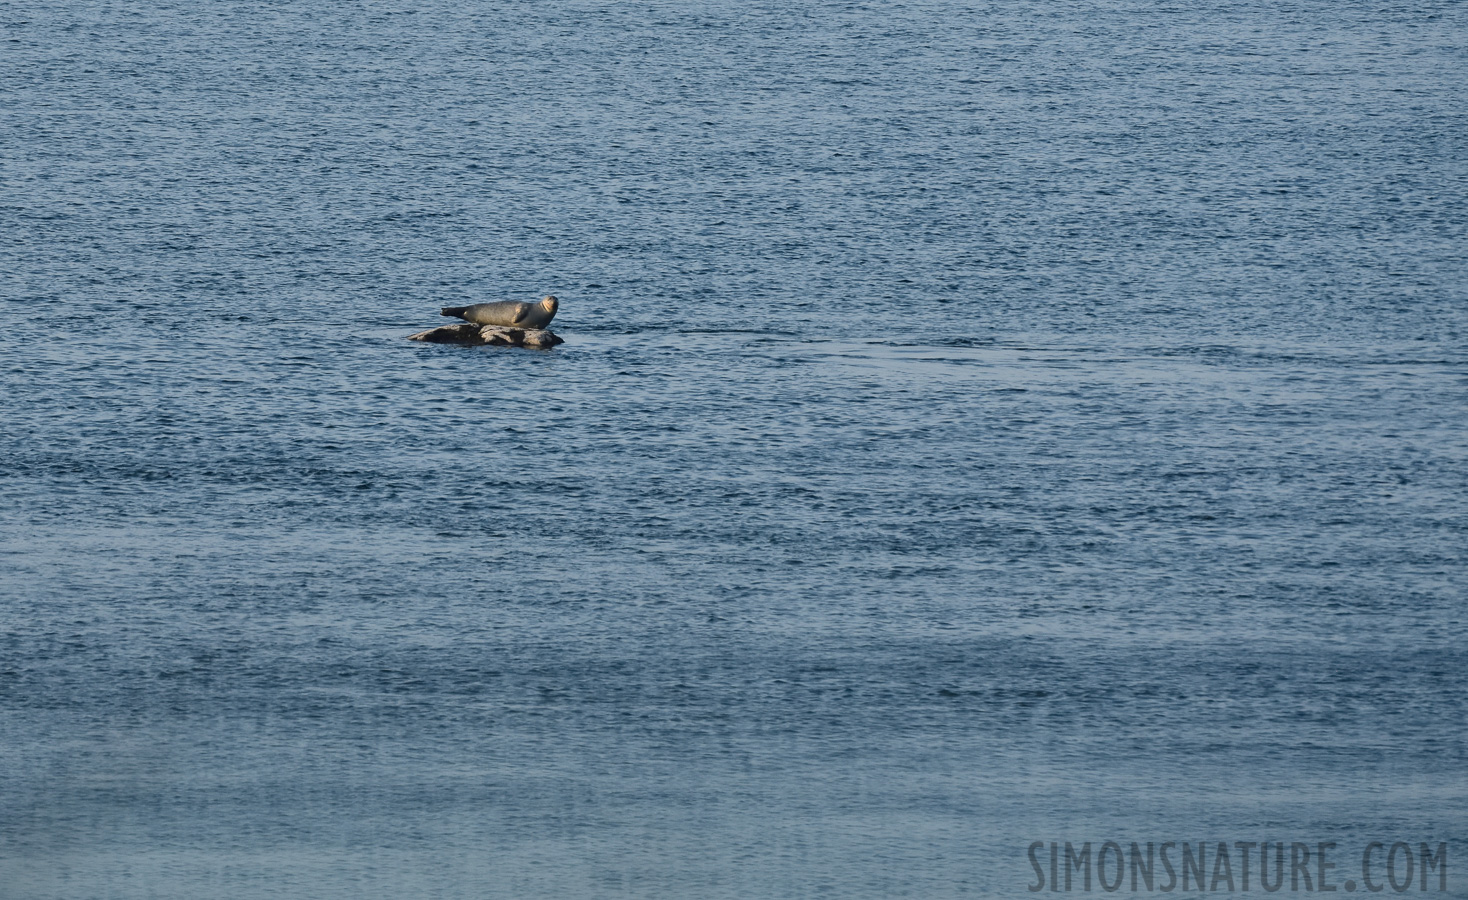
[441,295,558,329]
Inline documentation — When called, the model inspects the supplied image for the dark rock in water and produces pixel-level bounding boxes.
[407,323,482,344]
[407,324,563,349]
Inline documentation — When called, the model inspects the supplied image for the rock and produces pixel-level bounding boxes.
[407,323,483,344]
[407,324,563,349]
[520,329,564,349]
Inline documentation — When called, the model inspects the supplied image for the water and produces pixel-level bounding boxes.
[2,1,1466,896]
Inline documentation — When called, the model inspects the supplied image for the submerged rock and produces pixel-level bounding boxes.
[408,324,564,349]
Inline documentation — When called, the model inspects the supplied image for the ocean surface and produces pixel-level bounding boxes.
[2,0,1466,896]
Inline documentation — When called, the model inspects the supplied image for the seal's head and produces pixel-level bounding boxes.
[541,295,558,313]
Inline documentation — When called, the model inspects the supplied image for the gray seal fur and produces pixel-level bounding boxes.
[441,295,558,329]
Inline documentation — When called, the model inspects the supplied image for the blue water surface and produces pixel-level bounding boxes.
[2,1,1466,896]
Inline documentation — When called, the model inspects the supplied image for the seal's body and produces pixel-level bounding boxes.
[441,295,558,330]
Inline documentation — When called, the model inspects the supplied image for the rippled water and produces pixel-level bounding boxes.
[3,1,1466,897]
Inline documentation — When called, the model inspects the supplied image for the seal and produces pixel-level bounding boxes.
[441,295,558,329]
